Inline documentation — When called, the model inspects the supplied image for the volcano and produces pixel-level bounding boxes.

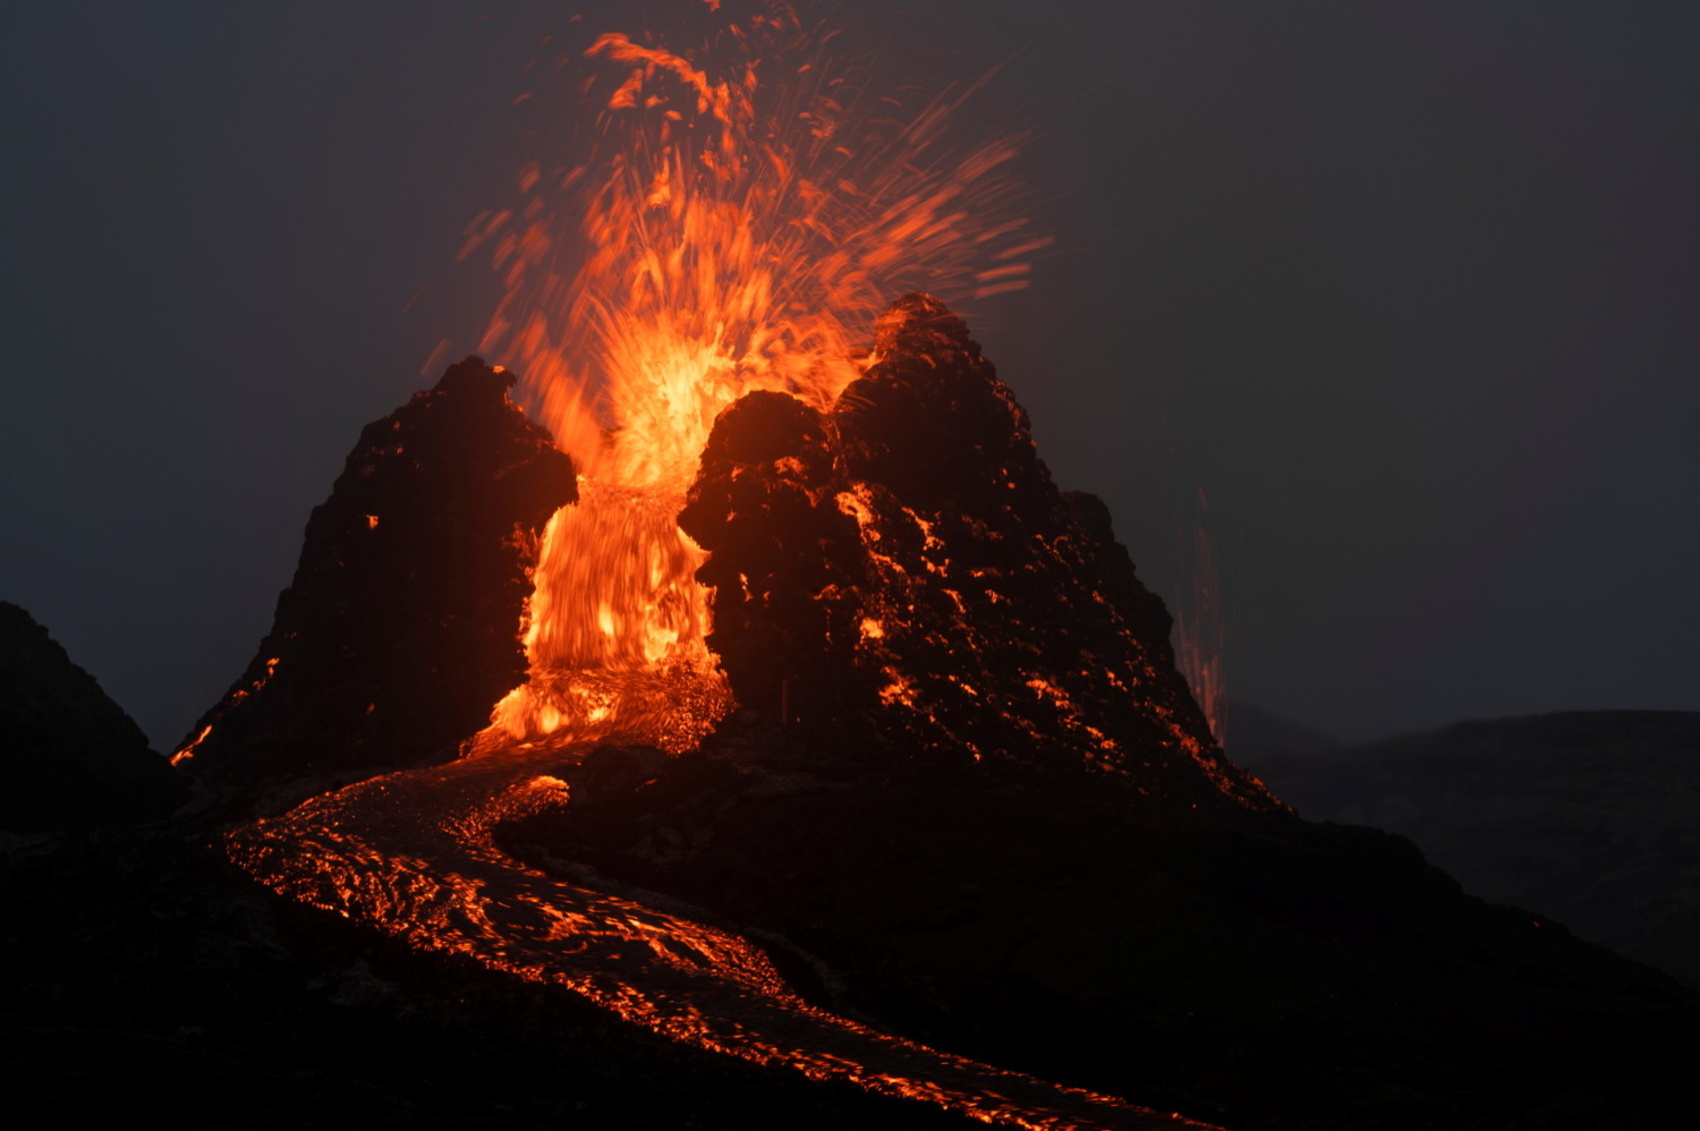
[182,295,1273,808]
[110,295,1686,1129]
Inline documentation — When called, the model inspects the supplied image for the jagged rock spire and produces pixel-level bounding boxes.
[684,294,1278,808]
[175,358,576,785]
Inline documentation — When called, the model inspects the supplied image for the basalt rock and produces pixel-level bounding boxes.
[0,601,188,830]
[679,391,869,728]
[563,744,672,810]
[174,357,576,786]
[682,294,1274,808]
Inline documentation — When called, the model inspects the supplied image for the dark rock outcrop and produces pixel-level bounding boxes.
[174,357,576,786]
[563,744,672,810]
[679,390,869,729]
[0,601,187,831]
[681,294,1272,808]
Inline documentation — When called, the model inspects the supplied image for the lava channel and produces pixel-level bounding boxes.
[227,733,1224,1131]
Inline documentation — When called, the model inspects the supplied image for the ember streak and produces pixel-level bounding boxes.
[220,4,1244,1126]
[1172,489,1226,749]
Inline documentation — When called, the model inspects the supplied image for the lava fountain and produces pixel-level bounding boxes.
[467,1,1047,751]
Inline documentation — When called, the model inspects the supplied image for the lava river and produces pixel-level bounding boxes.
[227,733,1223,1131]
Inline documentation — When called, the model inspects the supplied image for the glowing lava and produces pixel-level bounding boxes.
[469,1,1045,750]
[229,738,1223,1131]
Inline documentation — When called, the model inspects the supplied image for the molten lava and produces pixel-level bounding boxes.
[469,2,1045,751]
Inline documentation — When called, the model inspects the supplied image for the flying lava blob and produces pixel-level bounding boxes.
[463,1,1048,752]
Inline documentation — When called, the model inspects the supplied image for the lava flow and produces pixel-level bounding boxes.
[229,732,1219,1131]
[223,4,1229,1127]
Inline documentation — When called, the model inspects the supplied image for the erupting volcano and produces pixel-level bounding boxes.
[172,2,1279,825]
[86,5,1682,1130]
[162,6,1269,1126]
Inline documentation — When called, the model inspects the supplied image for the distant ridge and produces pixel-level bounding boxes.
[1254,709,1700,982]
[1220,698,1342,765]
[0,600,187,830]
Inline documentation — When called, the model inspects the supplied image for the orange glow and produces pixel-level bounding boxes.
[170,724,211,767]
[470,2,1042,751]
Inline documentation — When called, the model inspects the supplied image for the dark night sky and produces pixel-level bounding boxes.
[4,2,1697,752]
